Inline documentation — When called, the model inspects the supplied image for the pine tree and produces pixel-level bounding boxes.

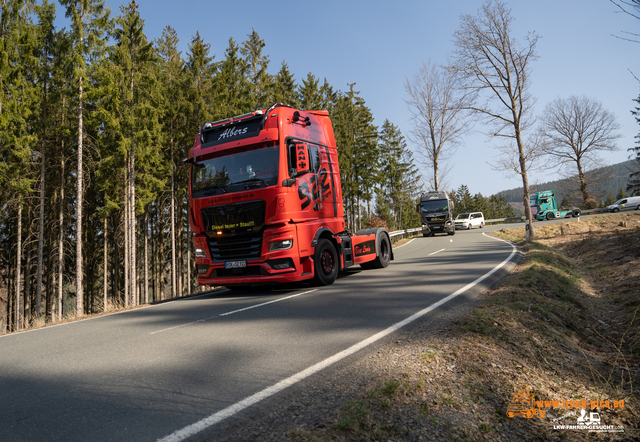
[60,0,111,316]
[377,120,421,230]
[332,84,379,230]
[298,72,322,110]
[34,0,57,319]
[111,0,165,306]
[240,28,270,109]
[0,0,39,329]
[215,37,248,118]
[455,184,473,215]
[271,60,297,108]
[186,31,216,128]
[320,78,337,111]
[156,25,188,300]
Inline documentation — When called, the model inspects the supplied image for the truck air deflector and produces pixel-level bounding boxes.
[200,115,263,148]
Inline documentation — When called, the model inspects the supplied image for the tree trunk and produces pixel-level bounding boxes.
[124,167,129,307]
[103,216,108,311]
[129,63,136,306]
[144,210,148,304]
[170,144,176,300]
[75,6,85,316]
[177,202,184,298]
[24,242,32,326]
[58,98,65,321]
[186,216,191,296]
[515,126,535,239]
[576,158,590,206]
[37,75,47,319]
[15,202,22,330]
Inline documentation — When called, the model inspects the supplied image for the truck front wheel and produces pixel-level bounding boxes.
[546,212,555,220]
[313,239,338,285]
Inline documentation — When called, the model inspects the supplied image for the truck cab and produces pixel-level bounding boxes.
[185,104,392,288]
[530,190,581,221]
[417,192,455,236]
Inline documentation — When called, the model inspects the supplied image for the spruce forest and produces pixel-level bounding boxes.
[0,0,423,333]
[0,0,517,334]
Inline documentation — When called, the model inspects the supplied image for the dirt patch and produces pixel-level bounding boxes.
[214,213,640,441]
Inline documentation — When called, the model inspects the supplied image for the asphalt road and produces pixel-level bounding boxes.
[0,225,520,442]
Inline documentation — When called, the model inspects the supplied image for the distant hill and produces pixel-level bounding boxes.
[497,160,636,206]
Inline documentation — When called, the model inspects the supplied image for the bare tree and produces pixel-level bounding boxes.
[611,0,640,43]
[541,95,621,207]
[404,61,468,191]
[451,0,539,239]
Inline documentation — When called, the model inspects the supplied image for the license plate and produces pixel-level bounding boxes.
[225,260,247,269]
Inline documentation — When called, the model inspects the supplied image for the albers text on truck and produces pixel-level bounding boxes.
[181,104,393,289]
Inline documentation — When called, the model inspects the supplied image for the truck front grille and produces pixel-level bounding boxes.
[208,234,262,262]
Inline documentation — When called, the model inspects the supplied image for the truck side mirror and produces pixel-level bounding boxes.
[416,204,420,213]
[178,157,193,168]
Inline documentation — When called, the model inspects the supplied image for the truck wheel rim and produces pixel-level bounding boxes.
[321,250,334,275]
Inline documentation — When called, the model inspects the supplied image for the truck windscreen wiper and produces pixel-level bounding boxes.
[235,177,268,188]
[202,185,227,195]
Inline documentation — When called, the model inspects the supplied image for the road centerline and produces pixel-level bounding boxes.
[428,248,446,255]
[150,289,319,335]
[219,289,318,317]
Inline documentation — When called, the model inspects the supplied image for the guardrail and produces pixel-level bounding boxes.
[388,227,421,242]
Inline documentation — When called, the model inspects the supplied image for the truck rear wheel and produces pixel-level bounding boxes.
[313,239,338,285]
[369,234,391,269]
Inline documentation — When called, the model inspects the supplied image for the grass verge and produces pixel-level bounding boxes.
[286,213,640,441]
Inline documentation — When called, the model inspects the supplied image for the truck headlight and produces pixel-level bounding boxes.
[195,248,207,258]
[269,239,293,251]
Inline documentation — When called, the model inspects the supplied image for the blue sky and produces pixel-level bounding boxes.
[57,0,640,196]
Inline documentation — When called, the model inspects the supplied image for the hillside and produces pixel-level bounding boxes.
[218,213,639,441]
[498,160,636,205]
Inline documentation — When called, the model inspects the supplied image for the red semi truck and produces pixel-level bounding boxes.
[183,103,393,289]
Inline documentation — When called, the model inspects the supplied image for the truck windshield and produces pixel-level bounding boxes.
[192,145,279,196]
[420,200,449,213]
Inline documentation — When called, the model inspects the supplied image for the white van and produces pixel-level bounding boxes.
[454,212,485,229]
[606,196,640,213]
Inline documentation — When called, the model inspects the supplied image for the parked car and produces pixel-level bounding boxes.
[606,196,640,213]
[454,212,485,230]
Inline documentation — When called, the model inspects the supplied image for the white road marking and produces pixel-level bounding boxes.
[392,238,416,249]
[150,289,318,335]
[429,248,446,255]
[219,289,318,316]
[157,234,518,442]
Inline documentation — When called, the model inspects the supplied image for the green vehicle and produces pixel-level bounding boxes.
[530,190,581,221]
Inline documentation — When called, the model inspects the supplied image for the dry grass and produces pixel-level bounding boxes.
[283,212,640,441]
